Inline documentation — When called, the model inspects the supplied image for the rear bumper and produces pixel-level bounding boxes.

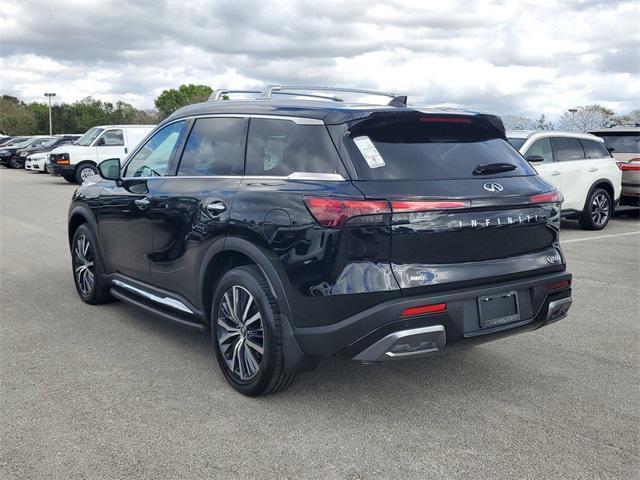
[293,270,572,359]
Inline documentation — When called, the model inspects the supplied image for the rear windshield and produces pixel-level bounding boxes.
[347,115,535,180]
[591,133,640,154]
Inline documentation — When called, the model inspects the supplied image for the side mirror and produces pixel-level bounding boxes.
[98,158,121,181]
[526,155,545,163]
[96,137,106,146]
[607,147,615,153]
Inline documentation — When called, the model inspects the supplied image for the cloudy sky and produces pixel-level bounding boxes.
[1,0,638,120]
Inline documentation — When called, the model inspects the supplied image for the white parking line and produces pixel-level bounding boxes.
[562,231,640,244]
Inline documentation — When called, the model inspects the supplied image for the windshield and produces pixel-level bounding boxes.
[41,138,59,148]
[507,137,527,151]
[9,138,36,148]
[347,115,536,181]
[76,127,104,146]
[592,133,640,154]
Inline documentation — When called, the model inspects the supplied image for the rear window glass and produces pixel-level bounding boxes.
[592,133,640,154]
[507,137,526,150]
[246,119,346,177]
[580,139,609,159]
[347,116,535,180]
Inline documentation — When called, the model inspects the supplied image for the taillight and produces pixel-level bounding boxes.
[617,159,640,171]
[303,197,390,228]
[401,303,447,317]
[530,190,563,204]
[391,200,470,213]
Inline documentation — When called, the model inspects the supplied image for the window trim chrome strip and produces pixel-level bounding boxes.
[120,172,346,182]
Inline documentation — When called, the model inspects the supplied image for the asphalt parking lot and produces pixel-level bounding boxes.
[1,168,638,479]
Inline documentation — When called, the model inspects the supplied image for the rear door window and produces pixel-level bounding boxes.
[346,115,535,180]
[552,137,585,162]
[580,139,609,159]
[245,119,346,177]
[524,137,554,163]
[177,117,246,176]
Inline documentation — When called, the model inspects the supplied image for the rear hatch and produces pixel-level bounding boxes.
[344,112,564,293]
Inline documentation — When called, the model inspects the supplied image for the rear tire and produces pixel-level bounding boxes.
[71,224,113,304]
[8,156,23,169]
[579,188,612,230]
[75,163,98,184]
[211,265,294,396]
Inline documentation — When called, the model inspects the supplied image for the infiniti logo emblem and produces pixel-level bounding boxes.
[483,182,504,193]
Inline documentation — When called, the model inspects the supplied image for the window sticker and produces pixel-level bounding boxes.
[353,135,385,169]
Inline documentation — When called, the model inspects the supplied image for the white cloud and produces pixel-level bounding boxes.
[0,0,637,120]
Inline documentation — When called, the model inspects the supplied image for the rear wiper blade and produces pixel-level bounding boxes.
[473,163,517,175]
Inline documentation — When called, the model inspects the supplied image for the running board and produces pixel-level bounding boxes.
[110,288,207,332]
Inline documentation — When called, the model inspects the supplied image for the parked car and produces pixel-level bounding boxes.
[0,136,15,146]
[67,87,573,396]
[590,126,640,206]
[25,135,81,173]
[507,130,621,230]
[47,125,155,183]
[0,136,53,168]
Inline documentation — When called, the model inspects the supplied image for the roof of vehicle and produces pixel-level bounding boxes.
[89,124,156,129]
[590,126,640,133]
[164,99,502,128]
[506,130,606,142]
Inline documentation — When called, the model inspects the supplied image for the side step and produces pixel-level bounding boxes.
[110,288,207,332]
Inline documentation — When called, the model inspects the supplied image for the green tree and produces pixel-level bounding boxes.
[154,84,212,119]
[0,95,36,135]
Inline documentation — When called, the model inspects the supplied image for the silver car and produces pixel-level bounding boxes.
[591,126,640,206]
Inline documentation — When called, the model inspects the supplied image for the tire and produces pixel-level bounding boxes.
[75,163,98,184]
[8,156,23,169]
[62,174,76,183]
[211,265,294,396]
[71,224,113,304]
[579,187,612,230]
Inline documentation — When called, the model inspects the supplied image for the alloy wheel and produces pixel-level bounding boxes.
[73,234,95,295]
[216,285,264,380]
[591,193,610,226]
[80,167,95,182]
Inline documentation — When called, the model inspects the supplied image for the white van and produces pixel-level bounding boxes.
[47,124,155,183]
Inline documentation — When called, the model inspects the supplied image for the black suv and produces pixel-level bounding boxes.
[67,87,572,396]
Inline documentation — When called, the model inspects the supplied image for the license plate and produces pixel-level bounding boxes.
[478,291,520,328]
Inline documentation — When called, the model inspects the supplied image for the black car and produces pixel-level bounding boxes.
[0,136,53,168]
[67,86,573,396]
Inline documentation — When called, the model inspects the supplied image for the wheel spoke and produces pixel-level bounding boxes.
[244,312,261,327]
[242,295,253,322]
[219,331,240,343]
[217,317,240,333]
[246,339,264,355]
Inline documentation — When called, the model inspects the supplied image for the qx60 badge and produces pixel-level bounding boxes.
[483,182,504,193]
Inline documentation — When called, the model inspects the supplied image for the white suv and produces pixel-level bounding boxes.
[508,130,622,230]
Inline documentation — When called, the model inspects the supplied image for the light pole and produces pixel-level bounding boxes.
[568,108,578,131]
[44,92,56,135]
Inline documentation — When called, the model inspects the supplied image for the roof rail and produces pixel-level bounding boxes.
[208,85,408,107]
[209,89,263,101]
[264,85,407,107]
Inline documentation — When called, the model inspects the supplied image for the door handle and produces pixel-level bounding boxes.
[206,201,227,215]
[588,167,598,172]
[134,197,150,210]
[551,171,561,176]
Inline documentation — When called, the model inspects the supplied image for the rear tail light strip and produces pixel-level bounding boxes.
[617,159,640,171]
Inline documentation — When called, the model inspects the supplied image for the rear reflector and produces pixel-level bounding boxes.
[530,190,563,204]
[303,197,390,228]
[391,200,470,212]
[401,303,447,317]
[546,279,571,291]
[419,116,472,124]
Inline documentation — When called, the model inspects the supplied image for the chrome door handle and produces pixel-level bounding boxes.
[206,201,227,214]
[588,167,598,172]
[134,197,150,210]
[551,171,561,176]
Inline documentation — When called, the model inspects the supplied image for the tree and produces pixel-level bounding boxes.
[0,96,36,135]
[534,114,553,130]
[154,84,212,119]
[612,109,640,127]
[558,105,616,132]
[502,115,536,130]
